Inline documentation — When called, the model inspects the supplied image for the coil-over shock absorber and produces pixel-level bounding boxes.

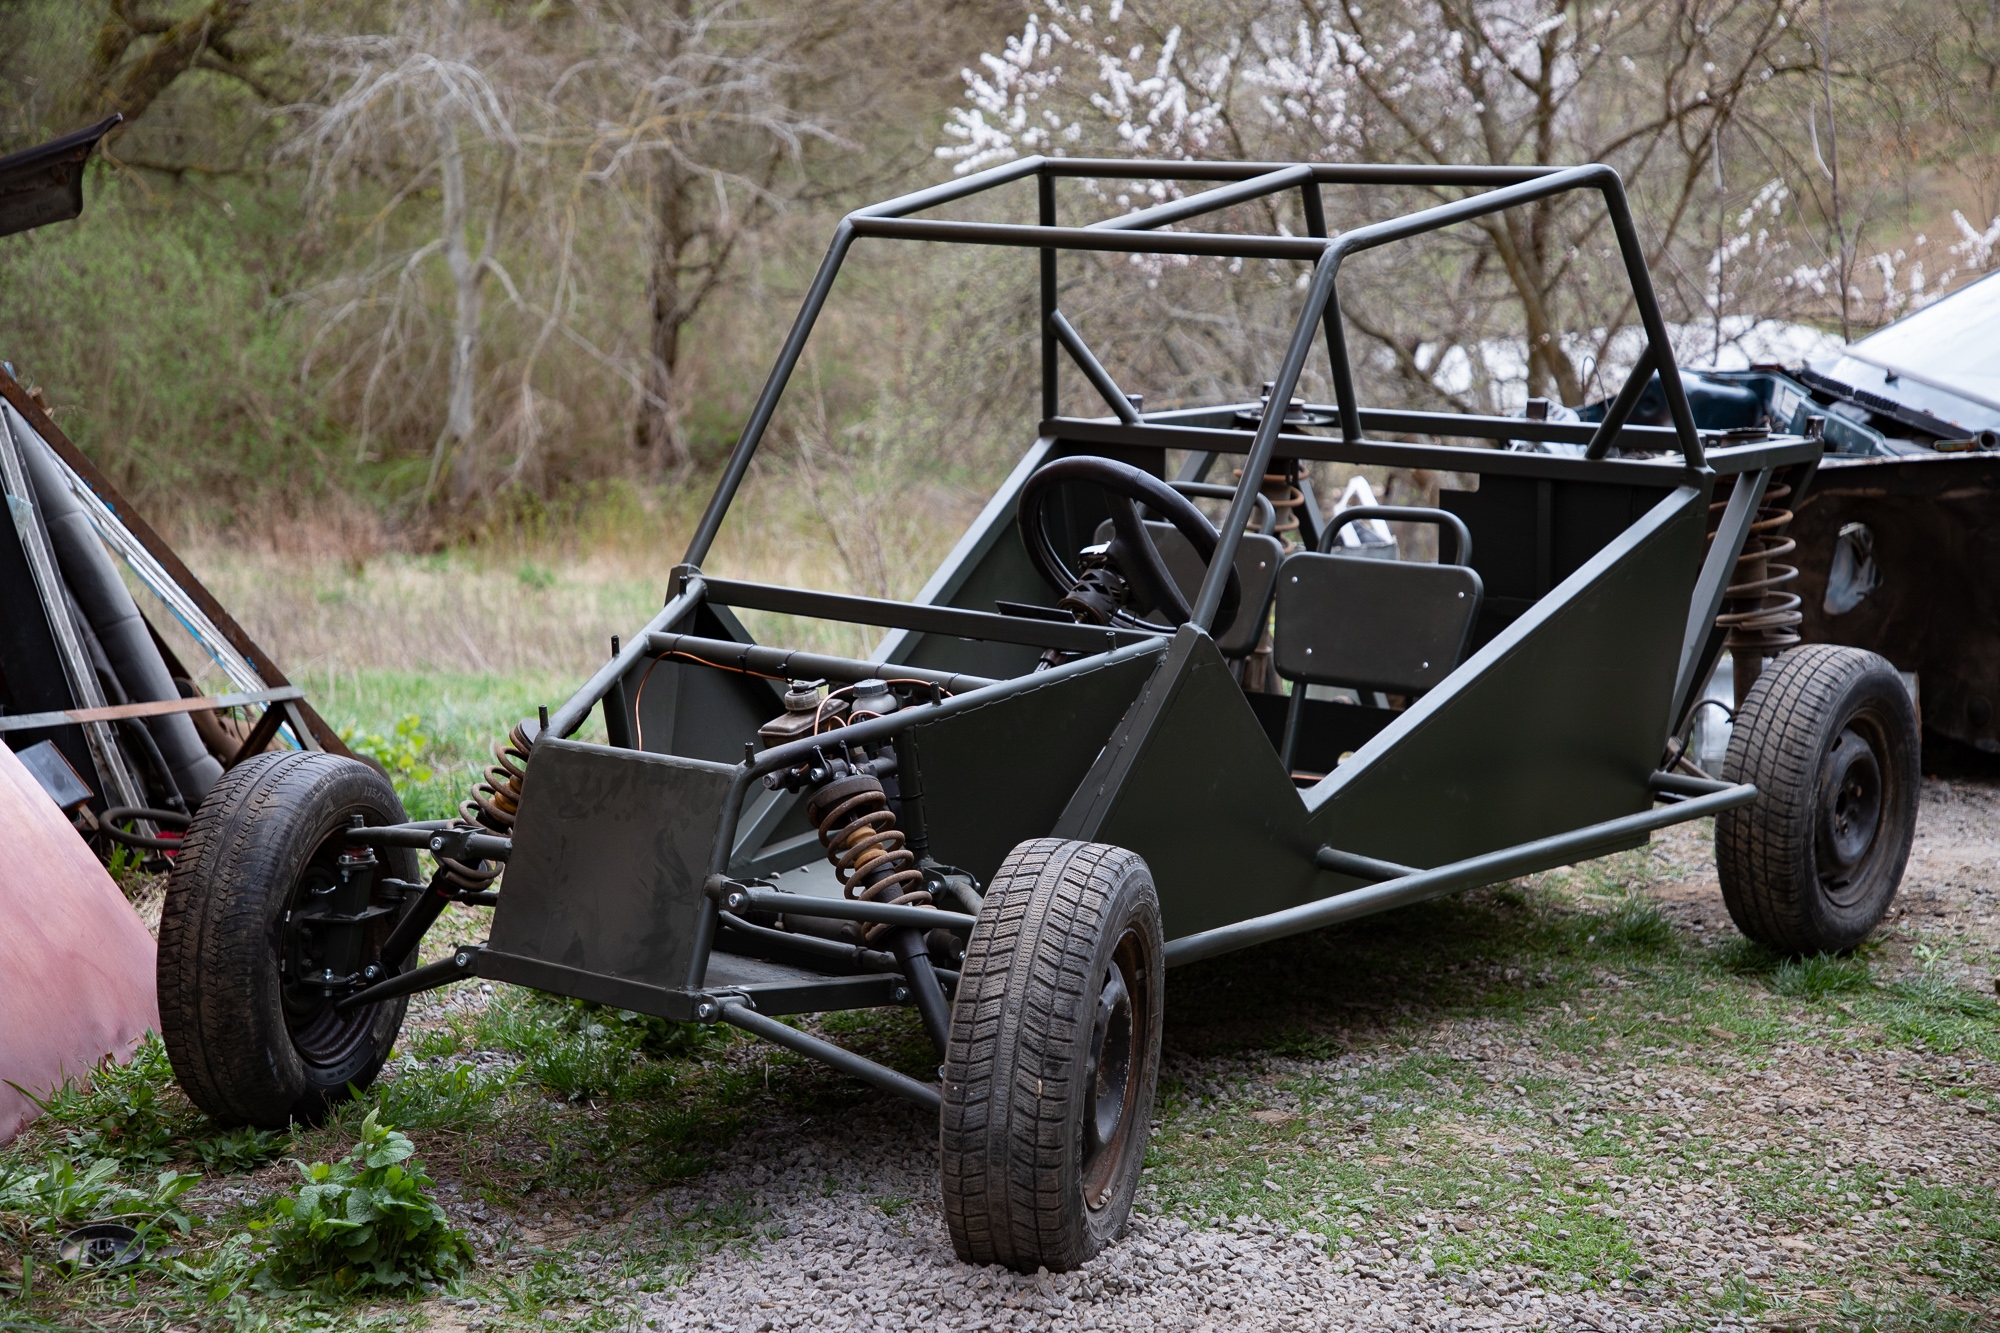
[802,758,952,1054]
[1713,481,1802,706]
[438,718,537,894]
[805,773,930,933]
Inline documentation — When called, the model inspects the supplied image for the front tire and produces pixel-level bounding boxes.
[1716,645,1918,954]
[157,752,417,1128]
[940,839,1164,1273]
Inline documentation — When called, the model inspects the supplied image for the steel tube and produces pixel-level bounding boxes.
[1050,310,1142,423]
[334,945,480,1011]
[717,911,899,971]
[683,225,858,566]
[718,999,943,1112]
[1648,770,1738,797]
[549,579,705,740]
[1191,249,1342,629]
[742,887,978,933]
[699,577,1150,654]
[644,632,1000,694]
[1046,159,1566,186]
[848,216,1328,261]
[1166,784,1758,966]
[1314,847,1419,882]
[345,824,513,862]
[1087,165,1314,231]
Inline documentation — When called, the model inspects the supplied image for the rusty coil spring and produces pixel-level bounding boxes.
[444,719,535,891]
[805,774,930,943]
[1711,483,1802,654]
[1234,466,1305,544]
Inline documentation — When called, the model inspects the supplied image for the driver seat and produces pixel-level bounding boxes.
[1273,506,1483,772]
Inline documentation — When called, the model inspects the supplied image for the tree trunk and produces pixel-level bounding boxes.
[427,115,483,503]
[635,158,692,470]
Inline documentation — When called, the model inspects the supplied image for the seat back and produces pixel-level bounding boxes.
[1272,505,1484,697]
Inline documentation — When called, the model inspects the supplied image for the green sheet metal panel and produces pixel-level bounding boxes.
[907,644,1164,885]
[490,739,735,991]
[1055,485,1709,942]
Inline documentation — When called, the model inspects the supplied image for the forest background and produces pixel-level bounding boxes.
[1,0,1998,695]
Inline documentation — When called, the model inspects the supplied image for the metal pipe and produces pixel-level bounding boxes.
[1191,249,1342,629]
[346,824,513,862]
[848,216,1329,261]
[1314,846,1419,881]
[1585,346,1657,459]
[1087,165,1314,231]
[1308,164,1707,471]
[717,911,898,971]
[1166,784,1758,966]
[740,887,978,933]
[683,225,858,566]
[644,633,1000,694]
[549,579,704,740]
[334,945,480,1011]
[1040,170,1058,422]
[699,577,1150,654]
[718,999,942,1112]
[1047,159,1566,186]
[890,927,953,1055]
[1050,311,1142,423]
[1648,770,1736,797]
[706,635,1171,882]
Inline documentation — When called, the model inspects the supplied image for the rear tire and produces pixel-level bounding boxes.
[1716,645,1918,954]
[940,839,1163,1273]
[157,751,416,1128]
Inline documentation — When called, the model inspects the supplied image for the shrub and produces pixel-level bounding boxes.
[254,1111,469,1293]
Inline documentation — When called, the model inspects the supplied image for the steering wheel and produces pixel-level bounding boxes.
[1017,456,1242,637]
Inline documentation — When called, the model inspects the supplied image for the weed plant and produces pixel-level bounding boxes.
[253,1112,469,1295]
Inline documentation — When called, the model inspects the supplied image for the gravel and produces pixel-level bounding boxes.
[637,1107,1689,1333]
[625,778,2000,1332]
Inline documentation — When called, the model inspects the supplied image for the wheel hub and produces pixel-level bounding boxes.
[1817,726,1884,887]
[1081,935,1140,1209]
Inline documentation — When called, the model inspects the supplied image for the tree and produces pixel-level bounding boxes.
[75,0,267,124]
[284,3,532,502]
[562,0,843,472]
[943,0,1810,411]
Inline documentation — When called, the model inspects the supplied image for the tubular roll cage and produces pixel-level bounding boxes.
[341,159,1816,1101]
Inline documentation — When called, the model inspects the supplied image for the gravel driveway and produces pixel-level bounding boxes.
[626,778,2000,1333]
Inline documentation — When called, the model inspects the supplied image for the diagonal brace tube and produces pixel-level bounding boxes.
[718,999,942,1111]
[1165,783,1757,966]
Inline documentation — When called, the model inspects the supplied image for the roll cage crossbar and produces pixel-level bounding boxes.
[546,156,1713,744]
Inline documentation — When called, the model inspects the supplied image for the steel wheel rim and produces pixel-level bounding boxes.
[279,828,391,1069]
[1817,716,1889,907]
[1082,929,1145,1211]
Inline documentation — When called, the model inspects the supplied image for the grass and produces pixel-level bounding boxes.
[7,673,1997,1332]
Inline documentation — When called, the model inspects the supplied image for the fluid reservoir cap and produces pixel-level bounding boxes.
[850,679,900,718]
[782,679,827,712]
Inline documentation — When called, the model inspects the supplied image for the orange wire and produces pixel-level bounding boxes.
[630,650,792,750]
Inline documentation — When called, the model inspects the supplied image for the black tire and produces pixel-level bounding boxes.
[157,751,417,1127]
[940,839,1164,1273]
[1716,645,1919,954]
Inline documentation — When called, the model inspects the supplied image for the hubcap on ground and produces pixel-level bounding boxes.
[1818,725,1884,896]
[1081,930,1144,1210]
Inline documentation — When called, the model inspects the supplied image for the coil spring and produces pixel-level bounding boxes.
[1234,466,1305,544]
[444,719,535,892]
[806,774,930,942]
[1711,482,1802,654]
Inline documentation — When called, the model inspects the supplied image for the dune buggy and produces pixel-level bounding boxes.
[156,158,1919,1273]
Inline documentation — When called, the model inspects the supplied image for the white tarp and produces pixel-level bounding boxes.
[1842,270,2000,413]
